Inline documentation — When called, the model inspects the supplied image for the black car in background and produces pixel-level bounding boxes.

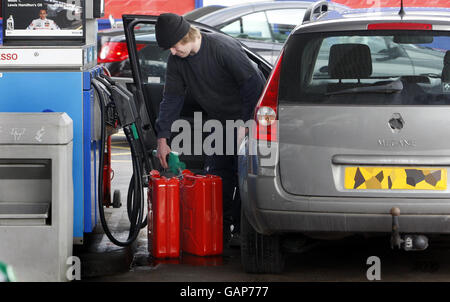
[98,1,345,77]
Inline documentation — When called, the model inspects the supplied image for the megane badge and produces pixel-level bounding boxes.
[444,83,450,93]
[388,113,404,133]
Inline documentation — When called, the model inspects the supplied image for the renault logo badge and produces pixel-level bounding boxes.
[443,82,450,93]
[389,113,404,133]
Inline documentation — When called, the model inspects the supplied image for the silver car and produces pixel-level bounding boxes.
[191,1,348,64]
[239,2,450,273]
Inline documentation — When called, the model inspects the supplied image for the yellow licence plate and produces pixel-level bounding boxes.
[345,167,447,190]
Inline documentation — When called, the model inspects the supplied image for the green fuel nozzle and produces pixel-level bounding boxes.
[152,150,186,175]
[0,262,16,282]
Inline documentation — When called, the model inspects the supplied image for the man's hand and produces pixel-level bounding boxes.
[157,138,171,169]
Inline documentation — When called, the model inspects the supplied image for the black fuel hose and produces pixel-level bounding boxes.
[92,79,145,247]
[96,75,149,229]
[127,173,148,228]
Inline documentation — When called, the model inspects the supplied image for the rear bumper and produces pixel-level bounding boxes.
[255,209,450,234]
[240,166,450,235]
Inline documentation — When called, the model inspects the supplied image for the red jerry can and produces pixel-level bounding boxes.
[148,170,181,259]
[180,170,223,256]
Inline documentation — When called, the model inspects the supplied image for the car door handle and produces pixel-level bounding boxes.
[332,155,450,166]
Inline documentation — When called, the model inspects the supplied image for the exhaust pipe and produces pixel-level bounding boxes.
[390,207,429,251]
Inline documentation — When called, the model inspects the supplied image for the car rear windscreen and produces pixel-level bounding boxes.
[279,31,450,105]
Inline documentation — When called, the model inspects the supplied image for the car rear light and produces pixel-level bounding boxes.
[254,50,284,142]
[368,23,432,30]
[256,107,277,126]
[98,41,147,64]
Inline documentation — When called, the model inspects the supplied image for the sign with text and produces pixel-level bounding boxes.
[2,0,85,44]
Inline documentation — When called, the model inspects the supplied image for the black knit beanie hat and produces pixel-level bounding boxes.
[155,13,191,50]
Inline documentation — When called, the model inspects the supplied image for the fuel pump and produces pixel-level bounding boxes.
[1,0,108,246]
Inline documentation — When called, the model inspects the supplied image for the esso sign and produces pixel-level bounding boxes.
[0,53,18,61]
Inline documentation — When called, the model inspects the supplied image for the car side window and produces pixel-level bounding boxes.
[265,9,306,43]
[220,11,272,42]
[133,24,170,84]
[219,19,241,37]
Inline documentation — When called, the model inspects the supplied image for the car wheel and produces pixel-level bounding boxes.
[240,208,285,274]
[113,190,122,208]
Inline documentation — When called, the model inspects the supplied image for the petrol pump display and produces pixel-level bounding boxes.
[2,0,85,45]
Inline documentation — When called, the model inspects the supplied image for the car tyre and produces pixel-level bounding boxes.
[113,189,122,208]
[240,208,285,274]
